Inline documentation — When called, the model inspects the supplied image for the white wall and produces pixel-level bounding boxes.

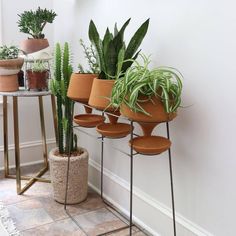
[0,0,55,168]
[53,0,236,235]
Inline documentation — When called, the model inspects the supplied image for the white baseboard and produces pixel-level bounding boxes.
[0,138,56,152]
[89,159,214,236]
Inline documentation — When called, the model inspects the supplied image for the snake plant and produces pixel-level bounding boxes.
[110,54,183,115]
[89,18,149,80]
[50,42,77,155]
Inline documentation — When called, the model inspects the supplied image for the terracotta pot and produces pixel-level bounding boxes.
[121,96,176,123]
[67,73,98,102]
[0,74,19,92]
[26,70,48,90]
[0,58,24,76]
[20,38,49,54]
[88,78,115,111]
[49,147,88,204]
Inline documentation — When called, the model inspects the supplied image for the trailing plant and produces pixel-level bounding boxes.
[0,45,19,59]
[17,7,57,39]
[50,42,77,155]
[31,60,47,72]
[110,54,183,115]
[78,39,100,74]
[88,18,149,80]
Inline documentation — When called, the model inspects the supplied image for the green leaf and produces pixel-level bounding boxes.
[125,18,150,60]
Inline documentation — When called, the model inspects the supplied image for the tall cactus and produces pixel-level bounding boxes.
[50,42,77,155]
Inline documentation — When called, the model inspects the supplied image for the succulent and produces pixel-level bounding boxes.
[31,60,47,72]
[17,7,57,39]
[0,45,20,60]
[50,42,77,155]
[89,18,149,80]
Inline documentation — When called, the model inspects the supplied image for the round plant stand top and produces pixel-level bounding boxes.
[0,89,52,97]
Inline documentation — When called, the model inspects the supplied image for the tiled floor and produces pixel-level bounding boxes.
[0,168,147,236]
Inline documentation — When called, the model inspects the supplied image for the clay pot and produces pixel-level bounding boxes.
[121,96,176,123]
[26,70,48,90]
[88,78,115,111]
[0,58,24,76]
[0,74,19,92]
[67,73,98,102]
[49,147,88,204]
[20,39,49,54]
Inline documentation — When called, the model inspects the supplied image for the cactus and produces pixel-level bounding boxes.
[50,42,77,155]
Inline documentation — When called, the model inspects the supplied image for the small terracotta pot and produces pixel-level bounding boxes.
[67,73,98,103]
[0,74,19,92]
[121,96,176,123]
[20,38,49,54]
[26,70,48,90]
[88,78,115,111]
[0,58,24,76]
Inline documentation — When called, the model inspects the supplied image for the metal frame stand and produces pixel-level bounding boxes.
[2,93,57,195]
[63,105,177,236]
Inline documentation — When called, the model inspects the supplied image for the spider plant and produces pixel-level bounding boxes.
[110,54,183,115]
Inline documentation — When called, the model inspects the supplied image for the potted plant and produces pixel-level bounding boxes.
[17,7,57,54]
[67,39,100,113]
[26,60,49,91]
[49,42,89,204]
[110,54,183,155]
[87,18,149,138]
[0,45,24,92]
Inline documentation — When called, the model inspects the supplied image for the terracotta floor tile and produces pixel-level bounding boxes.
[106,226,140,235]
[7,199,54,231]
[21,218,86,236]
[73,207,127,236]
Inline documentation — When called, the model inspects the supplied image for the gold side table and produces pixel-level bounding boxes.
[1,90,57,195]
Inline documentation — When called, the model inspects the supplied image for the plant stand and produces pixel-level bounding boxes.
[1,90,58,195]
[64,103,177,236]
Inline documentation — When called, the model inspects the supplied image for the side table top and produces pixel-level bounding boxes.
[0,89,52,97]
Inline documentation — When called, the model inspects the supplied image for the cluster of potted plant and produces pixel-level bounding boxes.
[67,18,183,155]
[0,45,24,92]
[68,18,150,138]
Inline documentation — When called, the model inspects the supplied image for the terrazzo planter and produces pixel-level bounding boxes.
[49,147,88,204]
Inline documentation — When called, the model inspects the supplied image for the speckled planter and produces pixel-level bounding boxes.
[49,147,88,204]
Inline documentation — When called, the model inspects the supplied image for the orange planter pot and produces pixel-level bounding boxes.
[20,39,49,54]
[121,96,176,123]
[0,74,19,92]
[67,73,98,103]
[88,78,115,112]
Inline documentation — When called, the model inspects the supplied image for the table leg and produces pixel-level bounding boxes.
[38,96,48,168]
[3,96,9,177]
[51,95,58,145]
[13,96,21,194]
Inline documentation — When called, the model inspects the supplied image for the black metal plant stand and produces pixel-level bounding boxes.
[63,103,177,236]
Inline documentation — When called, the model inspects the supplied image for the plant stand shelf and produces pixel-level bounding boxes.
[0,90,58,195]
[64,103,177,236]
